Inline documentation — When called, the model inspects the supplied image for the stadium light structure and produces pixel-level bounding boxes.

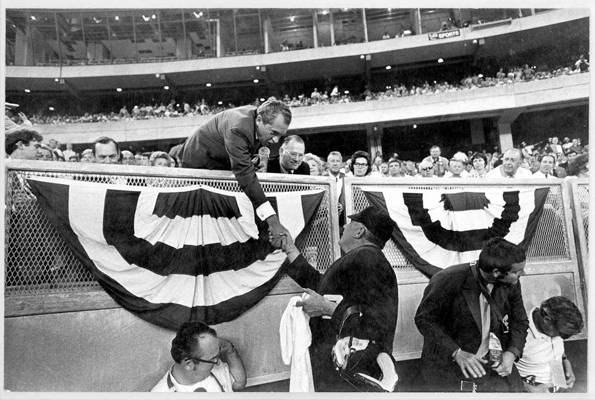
[206,83,212,87]
[24,89,30,93]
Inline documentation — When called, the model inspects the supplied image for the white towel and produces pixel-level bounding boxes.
[279,296,315,392]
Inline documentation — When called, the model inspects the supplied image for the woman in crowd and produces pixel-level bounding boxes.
[469,152,489,178]
[80,149,95,163]
[350,150,372,178]
[149,151,173,167]
[566,153,589,179]
[303,153,325,176]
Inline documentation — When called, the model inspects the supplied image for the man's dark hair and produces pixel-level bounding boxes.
[5,127,43,155]
[478,237,526,273]
[92,136,120,156]
[566,153,589,176]
[388,157,401,167]
[430,145,441,152]
[350,150,372,175]
[540,296,584,337]
[470,152,487,164]
[538,153,556,165]
[257,99,292,126]
[170,321,217,364]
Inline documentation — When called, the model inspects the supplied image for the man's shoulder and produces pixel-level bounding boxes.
[515,168,533,178]
[486,167,502,177]
[150,369,174,392]
[294,162,311,175]
[431,262,472,282]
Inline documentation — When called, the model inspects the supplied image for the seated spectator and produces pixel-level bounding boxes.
[68,153,79,162]
[417,160,435,178]
[62,143,76,160]
[80,149,95,163]
[565,153,589,179]
[121,150,136,165]
[37,144,55,161]
[135,153,150,166]
[387,158,403,178]
[350,150,372,177]
[379,162,389,177]
[151,321,246,392]
[5,127,43,160]
[469,152,489,178]
[487,148,532,178]
[422,146,448,177]
[516,296,583,393]
[150,151,174,167]
[532,154,558,179]
[303,153,324,176]
[92,136,121,165]
[267,135,310,175]
[444,158,467,178]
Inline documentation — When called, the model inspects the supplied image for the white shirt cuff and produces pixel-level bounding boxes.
[256,201,276,221]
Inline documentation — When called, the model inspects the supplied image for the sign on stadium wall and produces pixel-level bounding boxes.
[428,29,461,40]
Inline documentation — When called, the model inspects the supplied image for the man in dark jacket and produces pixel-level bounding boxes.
[415,237,529,392]
[266,135,310,175]
[179,99,292,241]
[275,206,399,391]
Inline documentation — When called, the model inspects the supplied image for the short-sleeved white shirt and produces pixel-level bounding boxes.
[151,362,234,392]
[515,307,565,384]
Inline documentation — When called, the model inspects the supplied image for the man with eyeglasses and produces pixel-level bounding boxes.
[178,98,293,245]
[422,145,449,177]
[151,321,246,392]
[267,135,310,175]
[486,148,532,179]
[516,296,583,393]
[417,160,436,178]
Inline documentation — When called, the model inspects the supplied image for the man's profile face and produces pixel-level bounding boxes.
[95,142,120,164]
[430,147,440,158]
[327,154,342,174]
[502,150,522,176]
[257,114,288,146]
[280,140,305,172]
[494,261,525,286]
[540,156,555,175]
[19,140,41,160]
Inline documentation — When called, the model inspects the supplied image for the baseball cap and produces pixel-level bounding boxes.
[348,206,396,243]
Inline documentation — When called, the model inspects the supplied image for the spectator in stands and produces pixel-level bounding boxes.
[574,54,589,72]
[121,150,136,165]
[136,153,150,166]
[37,144,55,161]
[92,136,121,164]
[4,102,32,131]
[444,158,466,178]
[549,137,563,156]
[469,152,489,178]
[267,135,310,175]
[417,159,435,178]
[326,151,346,224]
[422,145,449,177]
[304,153,324,176]
[62,143,76,161]
[48,139,64,159]
[487,148,532,178]
[567,139,583,155]
[387,158,402,178]
[5,127,43,160]
[516,296,583,393]
[68,154,79,162]
[350,150,372,178]
[565,153,589,179]
[310,88,322,103]
[150,151,173,167]
[151,321,246,392]
[532,154,558,179]
[382,31,391,39]
[379,162,389,177]
[80,149,95,163]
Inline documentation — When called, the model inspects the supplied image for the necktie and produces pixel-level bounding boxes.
[476,283,494,358]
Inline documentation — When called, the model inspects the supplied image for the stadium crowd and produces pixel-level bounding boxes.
[15,55,588,126]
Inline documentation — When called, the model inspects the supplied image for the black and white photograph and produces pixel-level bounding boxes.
[2,1,591,396]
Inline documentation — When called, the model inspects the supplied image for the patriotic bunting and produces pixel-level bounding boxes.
[362,187,550,277]
[28,177,324,330]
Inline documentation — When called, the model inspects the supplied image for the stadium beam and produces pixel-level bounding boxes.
[60,79,82,102]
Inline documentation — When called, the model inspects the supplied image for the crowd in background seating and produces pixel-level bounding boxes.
[18,55,588,126]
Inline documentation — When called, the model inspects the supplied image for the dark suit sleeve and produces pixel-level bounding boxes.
[415,271,461,357]
[284,253,322,290]
[504,281,529,358]
[224,128,269,210]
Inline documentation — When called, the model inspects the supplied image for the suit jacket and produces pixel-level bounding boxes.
[178,106,267,209]
[414,262,528,390]
[266,157,310,175]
